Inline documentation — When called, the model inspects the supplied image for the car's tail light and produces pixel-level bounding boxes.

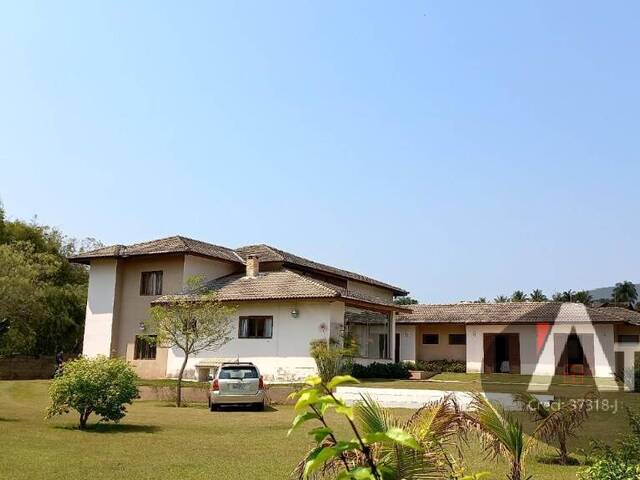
[258,375,264,389]
[211,379,219,391]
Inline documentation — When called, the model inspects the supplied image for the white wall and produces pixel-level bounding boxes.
[396,324,416,362]
[183,255,238,284]
[466,323,616,378]
[166,300,336,382]
[82,259,120,357]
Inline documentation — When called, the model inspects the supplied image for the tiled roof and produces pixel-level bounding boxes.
[396,302,640,325]
[153,269,405,310]
[70,236,243,264]
[235,244,408,295]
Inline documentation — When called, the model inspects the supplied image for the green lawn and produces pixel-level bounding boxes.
[0,380,638,480]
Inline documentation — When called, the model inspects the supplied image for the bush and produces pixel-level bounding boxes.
[413,359,466,374]
[310,337,357,383]
[578,459,640,480]
[578,407,640,480]
[351,362,410,379]
[45,356,139,428]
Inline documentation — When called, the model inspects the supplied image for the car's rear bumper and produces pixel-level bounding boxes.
[210,391,265,405]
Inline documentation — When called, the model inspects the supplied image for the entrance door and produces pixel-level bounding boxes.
[394,333,400,363]
[555,333,594,376]
[484,333,520,374]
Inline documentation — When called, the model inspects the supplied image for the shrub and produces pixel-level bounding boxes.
[415,359,466,374]
[310,336,357,383]
[45,356,139,428]
[578,459,640,480]
[578,407,640,480]
[351,361,410,379]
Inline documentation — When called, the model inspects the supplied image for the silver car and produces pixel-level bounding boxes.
[208,362,266,411]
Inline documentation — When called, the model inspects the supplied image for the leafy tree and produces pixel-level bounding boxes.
[394,296,419,305]
[464,393,534,480]
[289,375,476,480]
[510,291,528,302]
[530,289,547,302]
[494,295,509,303]
[573,291,593,305]
[146,277,236,407]
[613,281,638,307]
[0,205,94,356]
[513,392,591,464]
[45,356,138,429]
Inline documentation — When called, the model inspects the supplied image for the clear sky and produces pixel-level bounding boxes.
[1,1,639,303]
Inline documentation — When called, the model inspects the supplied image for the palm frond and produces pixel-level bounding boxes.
[532,392,593,444]
[512,392,550,421]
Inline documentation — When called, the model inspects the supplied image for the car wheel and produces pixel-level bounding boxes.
[209,401,216,412]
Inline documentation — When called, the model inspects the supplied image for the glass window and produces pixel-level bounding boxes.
[344,306,391,359]
[219,366,259,379]
[238,316,273,338]
[140,271,163,296]
[422,334,439,345]
[134,335,157,360]
[449,334,466,345]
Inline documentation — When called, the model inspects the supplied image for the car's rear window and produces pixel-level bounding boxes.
[219,367,258,379]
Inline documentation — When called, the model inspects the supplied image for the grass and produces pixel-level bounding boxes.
[1,379,638,479]
[359,372,626,396]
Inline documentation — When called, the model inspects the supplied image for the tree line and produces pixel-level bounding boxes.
[0,202,101,356]
[476,281,638,307]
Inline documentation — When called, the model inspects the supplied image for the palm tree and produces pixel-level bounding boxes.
[510,291,528,302]
[476,297,487,303]
[552,290,574,302]
[494,295,509,303]
[572,291,593,306]
[464,393,534,480]
[513,392,591,465]
[294,395,465,479]
[613,281,638,307]
[529,289,547,302]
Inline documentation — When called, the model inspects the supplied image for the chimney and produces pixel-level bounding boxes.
[246,255,259,277]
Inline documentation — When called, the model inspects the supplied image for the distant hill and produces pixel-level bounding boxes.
[589,283,640,302]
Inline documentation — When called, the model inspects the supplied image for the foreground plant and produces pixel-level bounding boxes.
[289,375,469,479]
[464,393,534,480]
[45,356,138,428]
[513,391,592,464]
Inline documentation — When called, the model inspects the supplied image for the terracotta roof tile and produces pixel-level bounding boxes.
[70,236,242,264]
[396,302,640,325]
[235,244,408,295]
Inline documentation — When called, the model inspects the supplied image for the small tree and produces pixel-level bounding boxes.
[45,356,138,429]
[310,333,358,383]
[146,276,236,407]
[513,392,591,464]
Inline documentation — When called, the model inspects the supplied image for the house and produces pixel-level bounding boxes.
[396,302,640,390]
[71,235,640,390]
[70,236,409,382]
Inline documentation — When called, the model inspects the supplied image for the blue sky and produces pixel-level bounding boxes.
[1,1,639,302]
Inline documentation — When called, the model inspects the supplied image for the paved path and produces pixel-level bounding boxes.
[336,386,554,410]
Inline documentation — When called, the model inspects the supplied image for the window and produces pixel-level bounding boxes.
[618,334,640,343]
[219,366,259,379]
[449,334,466,345]
[344,307,391,359]
[422,334,439,344]
[134,335,157,360]
[239,316,273,338]
[140,271,163,295]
